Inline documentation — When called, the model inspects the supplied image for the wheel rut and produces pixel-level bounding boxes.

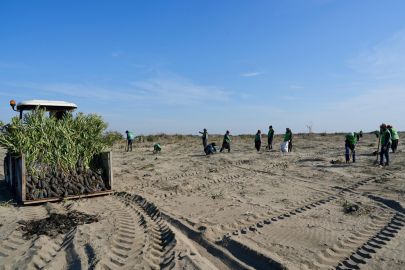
[313,212,405,270]
[97,194,177,270]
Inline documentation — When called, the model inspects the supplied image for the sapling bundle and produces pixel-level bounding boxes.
[0,108,110,200]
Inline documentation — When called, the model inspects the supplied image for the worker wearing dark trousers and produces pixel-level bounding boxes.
[267,126,274,149]
[220,130,231,153]
[387,125,399,153]
[199,129,208,149]
[345,132,357,163]
[154,143,162,152]
[360,131,363,138]
[375,130,379,138]
[204,143,217,155]
[254,130,262,151]
[380,124,391,165]
[284,128,293,152]
[125,130,134,152]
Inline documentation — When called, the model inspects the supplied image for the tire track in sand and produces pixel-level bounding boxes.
[212,177,376,237]
[98,194,177,269]
[0,205,50,269]
[313,212,405,270]
[115,193,178,270]
[97,197,149,269]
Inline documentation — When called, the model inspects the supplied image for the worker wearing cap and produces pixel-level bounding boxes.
[268,126,274,149]
[204,142,217,155]
[284,128,293,152]
[199,129,208,149]
[387,125,399,153]
[220,130,231,153]
[380,124,391,165]
[345,132,357,163]
[125,130,134,152]
[254,130,262,151]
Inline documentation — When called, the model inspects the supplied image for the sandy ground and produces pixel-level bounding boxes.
[0,132,404,270]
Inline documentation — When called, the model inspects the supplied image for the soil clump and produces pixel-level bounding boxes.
[17,210,100,239]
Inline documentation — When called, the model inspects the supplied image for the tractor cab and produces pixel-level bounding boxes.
[10,100,78,119]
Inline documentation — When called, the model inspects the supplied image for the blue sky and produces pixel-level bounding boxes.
[1,0,404,135]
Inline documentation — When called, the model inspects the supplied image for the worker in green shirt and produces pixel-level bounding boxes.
[379,123,391,165]
[254,130,262,151]
[374,130,379,138]
[284,128,293,152]
[267,126,274,149]
[360,130,363,138]
[199,128,208,149]
[154,143,162,152]
[387,125,399,153]
[220,130,231,153]
[125,130,134,152]
[204,142,217,155]
[345,132,357,163]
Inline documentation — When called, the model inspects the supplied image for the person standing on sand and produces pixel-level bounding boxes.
[284,128,293,152]
[254,130,262,151]
[220,130,231,153]
[204,142,217,155]
[268,126,274,149]
[380,123,391,165]
[125,130,134,152]
[199,129,208,149]
[360,130,363,138]
[374,130,379,138]
[387,125,399,153]
[345,132,357,163]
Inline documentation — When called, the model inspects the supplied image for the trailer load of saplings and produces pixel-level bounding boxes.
[0,108,111,201]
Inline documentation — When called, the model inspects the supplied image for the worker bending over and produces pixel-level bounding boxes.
[345,132,357,163]
[204,142,217,155]
[154,143,162,152]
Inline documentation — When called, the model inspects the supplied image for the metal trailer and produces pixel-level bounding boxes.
[3,151,114,205]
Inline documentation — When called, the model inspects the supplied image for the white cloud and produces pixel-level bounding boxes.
[349,29,405,78]
[242,72,263,77]
[316,87,405,132]
[0,81,145,102]
[130,64,145,68]
[111,51,122,57]
[283,96,298,100]
[0,73,232,106]
[131,73,232,104]
[0,62,28,69]
[290,86,305,89]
